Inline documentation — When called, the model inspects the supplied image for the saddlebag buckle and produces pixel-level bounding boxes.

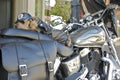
[19,64,28,77]
[48,61,54,72]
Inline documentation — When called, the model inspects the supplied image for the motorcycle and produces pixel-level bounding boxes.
[0,4,120,80]
[54,4,120,80]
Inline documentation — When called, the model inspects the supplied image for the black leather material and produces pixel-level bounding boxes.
[0,38,29,44]
[1,40,57,80]
[0,28,52,41]
[56,42,73,57]
[0,28,73,57]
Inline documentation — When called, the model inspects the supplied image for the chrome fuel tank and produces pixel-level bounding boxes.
[71,26,105,47]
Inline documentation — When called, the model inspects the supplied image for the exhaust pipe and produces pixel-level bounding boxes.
[102,57,114,80]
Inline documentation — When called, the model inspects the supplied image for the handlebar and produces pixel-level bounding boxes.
[62,23,83,32]
[62,4,120,32]
[95,4,119,20]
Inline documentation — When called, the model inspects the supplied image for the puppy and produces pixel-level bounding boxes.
[15,20,30,30]
[29,17,38,31]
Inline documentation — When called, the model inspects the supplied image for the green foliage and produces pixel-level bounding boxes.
[45,10,50,16]
[49,0,71,21]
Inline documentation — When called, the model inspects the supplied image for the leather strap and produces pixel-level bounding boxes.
[39,42,54,80]
[15,43,28,80]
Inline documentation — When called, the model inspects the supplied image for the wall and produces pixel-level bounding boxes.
[0,0,11,28]
[12,0,35,25]
[0,0,44,28]
[36,0,45,21]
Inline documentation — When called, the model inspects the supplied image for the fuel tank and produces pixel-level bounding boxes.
[71,26,105,47]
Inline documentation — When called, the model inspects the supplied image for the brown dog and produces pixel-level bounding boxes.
[29,17,39,31]
[15,17,39,32]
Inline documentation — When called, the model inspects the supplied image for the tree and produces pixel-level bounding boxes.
[49,0,71,21]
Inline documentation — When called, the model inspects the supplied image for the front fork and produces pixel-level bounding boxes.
[102,52,120,80]
[102,52,109,76]
[102,52,113,80]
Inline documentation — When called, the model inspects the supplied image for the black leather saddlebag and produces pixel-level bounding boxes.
[0,40,57,80]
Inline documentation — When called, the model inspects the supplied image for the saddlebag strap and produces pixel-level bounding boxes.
[48,61,54,80]
[15,44,28,80]
[40,42,54,80]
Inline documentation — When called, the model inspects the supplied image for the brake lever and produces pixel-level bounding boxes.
[107,4,119,10]
[94,4,119,21]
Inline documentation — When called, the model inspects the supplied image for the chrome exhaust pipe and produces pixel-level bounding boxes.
[102,57,114,80]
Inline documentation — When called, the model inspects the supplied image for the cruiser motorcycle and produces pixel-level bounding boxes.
[0,4,120,80]
[54,4,120,80]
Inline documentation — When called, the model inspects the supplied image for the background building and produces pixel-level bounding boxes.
[0,0,45,29]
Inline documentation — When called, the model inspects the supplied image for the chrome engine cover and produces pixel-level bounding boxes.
[61,54,80,77]
[71,26,105,47]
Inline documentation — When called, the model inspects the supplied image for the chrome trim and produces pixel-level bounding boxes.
[102,57,113,80]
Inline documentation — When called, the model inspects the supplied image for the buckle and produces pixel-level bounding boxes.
[19,64,28,77]
[48,61,54,72]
